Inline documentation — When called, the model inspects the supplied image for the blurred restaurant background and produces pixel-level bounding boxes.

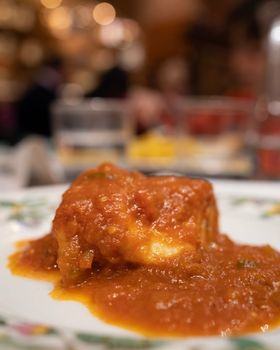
[0,0,280,190]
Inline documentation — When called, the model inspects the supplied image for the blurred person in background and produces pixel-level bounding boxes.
[0,104,16,145]
[16,57,64,140]
[86,50,129,99]
[131,56,190,134]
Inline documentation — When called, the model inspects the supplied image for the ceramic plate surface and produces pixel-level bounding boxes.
[0,181,280,350]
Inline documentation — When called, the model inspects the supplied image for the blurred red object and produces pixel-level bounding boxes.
[179,97,253,136]
[253,96,280,178]
[260,118,280,135]
[259,148,280,177]
[257,115,280,178]
[187,109,233,135]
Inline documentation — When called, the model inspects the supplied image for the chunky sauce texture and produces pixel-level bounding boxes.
[8,164,280,337]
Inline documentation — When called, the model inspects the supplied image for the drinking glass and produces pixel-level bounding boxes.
[52,98,131,179]
[176,97,255,177]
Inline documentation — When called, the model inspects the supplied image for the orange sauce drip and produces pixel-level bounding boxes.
[8,233,280,337]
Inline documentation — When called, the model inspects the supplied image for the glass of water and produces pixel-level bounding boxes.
[52,98,131,179]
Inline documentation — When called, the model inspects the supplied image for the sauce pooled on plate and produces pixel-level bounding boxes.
[9,163,280,337]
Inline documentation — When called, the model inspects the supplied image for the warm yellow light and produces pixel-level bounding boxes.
[92,2,116,26]
[47,6,71,37]
[99,19,124,47]
[41,0,62,10]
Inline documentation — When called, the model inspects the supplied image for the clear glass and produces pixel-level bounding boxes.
[52,98,131,178]
[175,97,255,177]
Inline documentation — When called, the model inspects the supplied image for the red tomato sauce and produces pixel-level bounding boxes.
[8,164,280,337]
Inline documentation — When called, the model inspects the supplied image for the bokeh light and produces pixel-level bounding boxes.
[92,2,116,26]
[0,2,35,32]
[270,21,280,43]
[74,5,92,29]
[99,19,124,47]
[119,42,145,71]
[41,0,62,10]
[99,18,141,48]
[47,6,72,38]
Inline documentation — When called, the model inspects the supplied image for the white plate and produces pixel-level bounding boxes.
[0,181,280,350]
